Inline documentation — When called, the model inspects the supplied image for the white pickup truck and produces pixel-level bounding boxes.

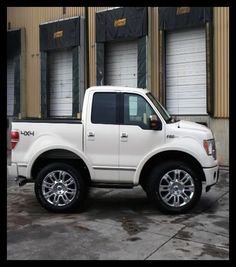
[8,86,219,214]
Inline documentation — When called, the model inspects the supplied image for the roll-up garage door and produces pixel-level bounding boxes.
[166,27,207,115]
[48,48,73,117]
[105,40,138,87]
[7,59,15,116]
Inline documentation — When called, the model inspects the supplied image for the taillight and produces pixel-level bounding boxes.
[11,130,19,149]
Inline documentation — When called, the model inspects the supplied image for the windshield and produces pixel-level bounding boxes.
[146,92,172,123]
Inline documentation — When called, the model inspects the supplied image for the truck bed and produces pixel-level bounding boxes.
[11,119,84,167]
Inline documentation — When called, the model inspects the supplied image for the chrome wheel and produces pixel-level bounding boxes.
[158,169,195,208]
[42,170,78,207]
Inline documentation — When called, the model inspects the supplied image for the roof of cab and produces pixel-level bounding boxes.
[87,86,149,94]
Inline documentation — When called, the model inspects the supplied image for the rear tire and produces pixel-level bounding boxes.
[34,162,87,213]
[146,161,202,214]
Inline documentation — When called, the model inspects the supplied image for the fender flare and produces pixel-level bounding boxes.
[133,140,206,185]
[26,144,94,179]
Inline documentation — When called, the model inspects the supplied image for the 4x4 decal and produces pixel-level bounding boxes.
[21,131,34,136]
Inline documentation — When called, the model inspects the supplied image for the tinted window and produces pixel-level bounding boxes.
[123,94,156,129]
[91,93,117,124]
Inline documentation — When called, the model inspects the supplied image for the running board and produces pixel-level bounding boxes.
[90,182,134,189]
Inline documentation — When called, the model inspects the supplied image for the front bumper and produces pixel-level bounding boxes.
[203,165,219,192]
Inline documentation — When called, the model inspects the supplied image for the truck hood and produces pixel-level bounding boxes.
[166,120,213,140]
[177,120,210,132]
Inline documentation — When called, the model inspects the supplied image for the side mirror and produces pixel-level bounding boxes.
[149,115,162,130]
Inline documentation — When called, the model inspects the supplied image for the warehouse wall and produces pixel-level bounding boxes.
[149,7,159,98]
[7,7,229,165]
[7,7,85,118]
[212,7,229,165]
[87,7,160,98]
[87,7,113,87]
[7,7,229,118]
[213,7,229,118]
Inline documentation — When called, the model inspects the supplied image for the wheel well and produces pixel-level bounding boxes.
[139,151,205,188]
[31,149,91,186]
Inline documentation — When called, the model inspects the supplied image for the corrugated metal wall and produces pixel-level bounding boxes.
[88,7,112,86]
[150,7,159,99]
[7,7,85,117]
[214,7,229,118]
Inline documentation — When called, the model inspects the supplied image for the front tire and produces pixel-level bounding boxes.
[34,162,87,213]
[146,161,202,214]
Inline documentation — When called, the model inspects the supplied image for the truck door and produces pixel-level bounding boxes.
[119,93,164,182]
[84,92,120,182]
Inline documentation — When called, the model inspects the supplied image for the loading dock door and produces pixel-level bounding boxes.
[166,27,207,115]
[48,48,73,117]
[7,59,15,116]
[105,40,138,87]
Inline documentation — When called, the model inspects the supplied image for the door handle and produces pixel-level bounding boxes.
[121,132,128,138]
[88,132,95,137]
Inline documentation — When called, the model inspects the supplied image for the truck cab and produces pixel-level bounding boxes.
[8,86,219,214]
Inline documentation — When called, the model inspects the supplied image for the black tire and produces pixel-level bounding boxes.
[146,161,202,214]
[34,162,87,213]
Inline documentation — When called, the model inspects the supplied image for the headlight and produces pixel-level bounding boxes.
[203,139,216,160]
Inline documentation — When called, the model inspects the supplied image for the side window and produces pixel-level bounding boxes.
[91,93,117,124]
[124,94,157,129]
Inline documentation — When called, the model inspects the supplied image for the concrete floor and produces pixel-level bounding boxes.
[7,155,229,260]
